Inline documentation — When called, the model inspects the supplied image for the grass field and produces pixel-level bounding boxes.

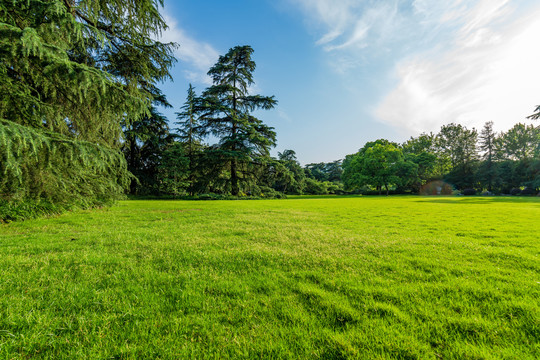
[0,196,539,359]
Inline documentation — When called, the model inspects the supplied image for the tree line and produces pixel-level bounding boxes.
[1,0,539,221]
[342,122,539,195]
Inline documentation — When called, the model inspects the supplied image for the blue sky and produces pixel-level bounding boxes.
[158,0,540,164]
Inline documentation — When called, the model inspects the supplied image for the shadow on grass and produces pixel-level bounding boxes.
[414,196,540,205]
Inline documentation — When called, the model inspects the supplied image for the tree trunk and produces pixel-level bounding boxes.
[385,184,389,196]
[231,158,239,195]
[129,134,137,194]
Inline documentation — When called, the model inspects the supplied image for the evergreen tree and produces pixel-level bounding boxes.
[478,121,497,191]
[200,45,277,195]
[176,84,204,196]
[0,0,176,213]
[0,0,175,143]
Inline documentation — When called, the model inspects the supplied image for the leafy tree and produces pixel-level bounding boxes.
[436,124,478,168]
[200,45,277,195]
[402,133,438,190]
[498,123,538,161]
[276,150,306,194]
[436,123,478,189]
[343,141,406,195]
[402,133,436,154]
[305,161,343,183]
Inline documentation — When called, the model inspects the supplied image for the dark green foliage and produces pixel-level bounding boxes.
[0,119,129,221]
[305,161,343,183]
[176,84,205,196]
[199,45,277,196]
[521,187,537,196]
[462,188,476,196]
[437,123,478,189]
[498,123,538,161]
[343,140,412,195]
[0,0,176,215]
[123,104,176,195]
[510,188,522,196]
[0,0,176,143]
[275,150,307,194]
[158,142,189,195]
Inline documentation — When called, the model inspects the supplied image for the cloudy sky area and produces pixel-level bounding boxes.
[157,0,540,164]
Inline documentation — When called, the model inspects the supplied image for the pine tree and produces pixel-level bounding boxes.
[0,0,176,215]
[200,46,277,195]
[176,84,205,196]
[478,121,497,191]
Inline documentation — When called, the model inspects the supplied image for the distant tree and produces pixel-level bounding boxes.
[343,140,406,195]
[436,124,478,168]
[436,123,478,189]
[305,161,343,183]
[400,152,434,192]
[122,104,175,195]
[277,150,306,194]
[402,133,436,154]
[200,46,277,195]
[278,149,298,162]
[176,84,205,195]
[122,89,173,194]
[402,133,439,190]
[158,142,189,196]
[477,121,498,191]
[498,123,538,161]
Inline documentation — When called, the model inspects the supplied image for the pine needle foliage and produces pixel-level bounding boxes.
[0,0,176,218]
[0,119,130,220]
[200,46,277,195]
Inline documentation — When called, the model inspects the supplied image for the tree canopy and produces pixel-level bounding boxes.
[199,45,277,195]
[0,0,176,215]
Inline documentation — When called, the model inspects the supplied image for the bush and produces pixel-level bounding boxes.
[441,183,454,195]
[520,188,536,196]
[304,178,328,195]
[510,188,522,196]
[0,199,112,223]
[462,188,476,196]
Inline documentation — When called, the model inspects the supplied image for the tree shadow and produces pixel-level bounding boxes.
[413,196,540,205]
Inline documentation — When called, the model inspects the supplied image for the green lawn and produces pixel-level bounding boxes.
[0,196,539,359]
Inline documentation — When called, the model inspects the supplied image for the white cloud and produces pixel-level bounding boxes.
[159,14,219,85]
[292,0,402,51]
[375,4,540,134]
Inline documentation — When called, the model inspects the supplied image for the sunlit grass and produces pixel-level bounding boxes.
[0,196,539,359]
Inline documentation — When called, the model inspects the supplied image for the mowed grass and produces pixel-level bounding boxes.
[0,197,539,359]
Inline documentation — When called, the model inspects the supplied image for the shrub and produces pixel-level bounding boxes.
[510,188,522,196]
[520,188,536,196]
[441,183,454,195]
[462,189,476,196]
